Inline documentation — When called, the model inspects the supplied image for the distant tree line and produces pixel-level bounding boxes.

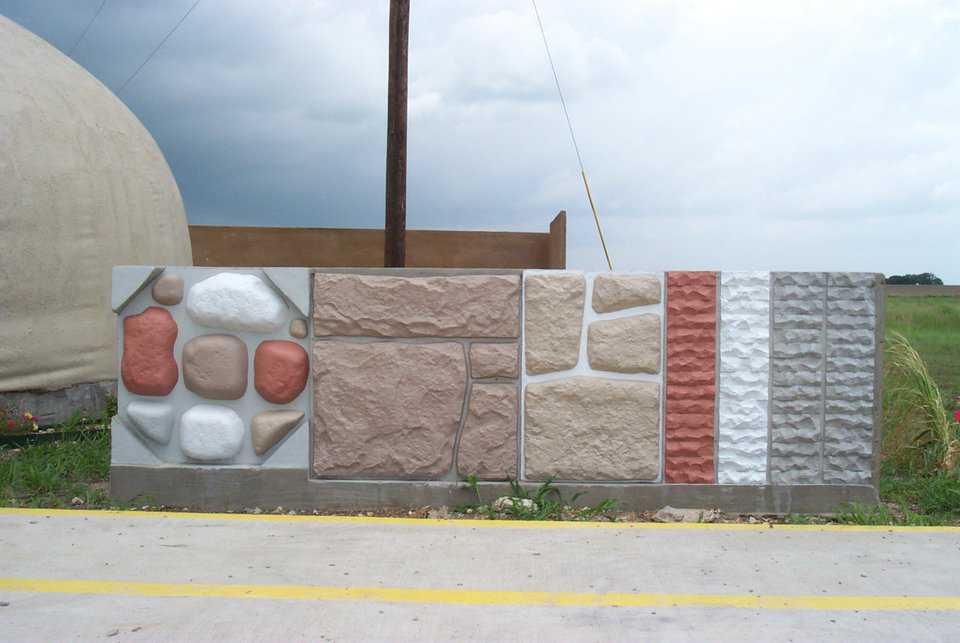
[885,273,944,285]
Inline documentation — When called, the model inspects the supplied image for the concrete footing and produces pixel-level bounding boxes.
[111,466,878,514]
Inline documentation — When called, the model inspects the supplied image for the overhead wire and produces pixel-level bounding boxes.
[118,0,202,93]
[69,0,108,56]
[530,0,613,271]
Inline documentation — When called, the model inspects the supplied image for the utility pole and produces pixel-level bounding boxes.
[384,0,409,267]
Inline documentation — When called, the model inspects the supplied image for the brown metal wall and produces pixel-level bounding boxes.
[190,212,566,269]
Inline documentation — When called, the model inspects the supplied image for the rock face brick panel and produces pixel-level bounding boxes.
[717,272,770,485]
[664,272,717,483]
[312,342,467,479]
[525,377,660,481]
[524,273,585,374]
[824,273,878,484]
[770,272,826,484]
[313,273,520,338]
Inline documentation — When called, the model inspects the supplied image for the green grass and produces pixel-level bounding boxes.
[886,296,960,405]
[0,430,111,508]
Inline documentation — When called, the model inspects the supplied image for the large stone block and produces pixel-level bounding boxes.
[121,307,179,396]
[665,272,717,483]
[312,342,466,479]
[469,343,518,379]
[186,272,286,333]
[591,273,661,313]
[717,271,769,485]
[524,377,659,481]
[456,383,517,480]
[524,273,585,374]
[313,273,520,338]
[587,314,661,373]
[182,334,248,401]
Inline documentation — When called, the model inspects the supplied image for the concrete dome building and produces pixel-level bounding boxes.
[0,16,192,421]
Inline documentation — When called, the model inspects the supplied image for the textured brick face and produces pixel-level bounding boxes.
[665,272,717,483]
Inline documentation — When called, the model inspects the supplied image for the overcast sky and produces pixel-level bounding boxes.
[3,1,958,280]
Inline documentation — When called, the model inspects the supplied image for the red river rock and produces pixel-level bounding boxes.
[254,340,308,404]
[121,307,179,396]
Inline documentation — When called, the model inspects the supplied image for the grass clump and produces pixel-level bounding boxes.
[0,430,110,508]
[882,331,960,473]
[458,475,618,521]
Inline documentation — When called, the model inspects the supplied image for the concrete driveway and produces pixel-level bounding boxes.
[0,508,958,641]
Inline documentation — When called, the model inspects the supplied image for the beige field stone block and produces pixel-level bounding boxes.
[587,314,661,374]
[457,383,518,480]
[469,343,518,379]
[312,341,466,479]
[313,273,520,338]
[591,273,661,312]
[251,410,305,455]
[524,377,660,481]
[524,273,585,374]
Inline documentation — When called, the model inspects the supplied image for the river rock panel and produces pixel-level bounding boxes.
[664,272,717,483]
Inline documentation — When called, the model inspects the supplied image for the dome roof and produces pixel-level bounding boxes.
[0,16,192,392]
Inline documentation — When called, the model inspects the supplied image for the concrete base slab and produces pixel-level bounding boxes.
[110,465,878,513]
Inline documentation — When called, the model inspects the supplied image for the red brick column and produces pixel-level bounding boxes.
[665,272,717,483]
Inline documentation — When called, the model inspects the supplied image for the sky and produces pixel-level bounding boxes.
[2,0,958,280]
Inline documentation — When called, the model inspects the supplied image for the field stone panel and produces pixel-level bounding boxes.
[524,273,585,374]
[456,383,518,480]
[717,272,769,484]
[770,272,825,484]
[469,343,518,379]
[312,342,466,479]
[524,377,660,481]
[121,307,179,396]
[313,273,520,338]
[587,314,660,374]
[591,273,661,313]
[182,334,248,400]
[664,272,717,483]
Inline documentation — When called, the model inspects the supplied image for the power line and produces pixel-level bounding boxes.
[530,0,613,271]
[118,0,202,93]
[69,0,108,56]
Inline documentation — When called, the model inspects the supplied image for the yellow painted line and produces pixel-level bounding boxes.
[0,577,958,611]
[0,507,957,533]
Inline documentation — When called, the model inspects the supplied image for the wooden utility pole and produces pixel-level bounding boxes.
[384,0,409,267]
